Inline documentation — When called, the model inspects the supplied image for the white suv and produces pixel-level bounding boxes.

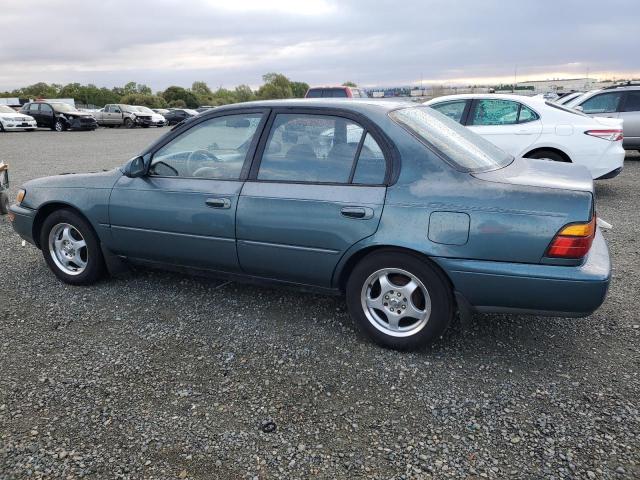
[0,105,37,132]
[425,94,625,179]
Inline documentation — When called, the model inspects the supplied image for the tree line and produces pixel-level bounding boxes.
[0,73,345,108]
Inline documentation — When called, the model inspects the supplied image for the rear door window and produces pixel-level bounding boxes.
[580,92,624,114]
[352,133,386,184]
[429,100,468,123]
[622,91,640,112]
[518,104,539,123]
[470,99,520,125]
[258,114,365,183]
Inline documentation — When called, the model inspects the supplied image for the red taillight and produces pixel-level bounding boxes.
[546,217,596,259]
[585,129,623,141]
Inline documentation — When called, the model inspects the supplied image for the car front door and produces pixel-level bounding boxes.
[38,103,54,128]
[28,103,41,125]
[467,99,542,157]
[236,110,389,287]
[619,91,640,149]
[108,110,267,271]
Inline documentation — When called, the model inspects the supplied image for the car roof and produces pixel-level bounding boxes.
[425,93,547,107]
[208,98,411,115]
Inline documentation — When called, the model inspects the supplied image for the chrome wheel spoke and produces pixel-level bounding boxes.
[73,239,86,250]
[61,226,72,243]
[404,300,426,319]
[377,273,394,294]
[387,311,401,331]
[400,279,419,299]
[366,292,384,311]
[74,255,87,269]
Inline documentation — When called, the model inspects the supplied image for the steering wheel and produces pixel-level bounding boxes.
[186,149,218,175]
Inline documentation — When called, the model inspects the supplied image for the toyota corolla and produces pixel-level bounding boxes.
[8,100,611,349]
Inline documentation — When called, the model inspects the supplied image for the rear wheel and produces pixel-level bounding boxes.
[524,149,568,162]
[346,250,454,350]
[40,209,105,285]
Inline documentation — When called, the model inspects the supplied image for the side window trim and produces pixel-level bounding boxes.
[247,108,393,186]
[347,129,368,183]
[144,108,270,181]
[517,103,540,124]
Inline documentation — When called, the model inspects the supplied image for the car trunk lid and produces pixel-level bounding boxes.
[471,157,594,194]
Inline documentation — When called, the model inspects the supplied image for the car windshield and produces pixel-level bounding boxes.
[51,103,77,113]
[0,105,16,113]
[135,106,154,114]
[389,106,513,172]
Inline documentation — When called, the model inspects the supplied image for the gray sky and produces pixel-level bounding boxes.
[1,0,638,91]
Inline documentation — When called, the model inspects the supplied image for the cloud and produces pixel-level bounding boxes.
[0,0,638,90]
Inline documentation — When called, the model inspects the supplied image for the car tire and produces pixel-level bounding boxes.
[346,250,454,350]
[40,209,106,285]
[0,192,9,214]
[525,149,568,162]
[0,122,5,132]
[53,119,66,132]
[124,118,134,129]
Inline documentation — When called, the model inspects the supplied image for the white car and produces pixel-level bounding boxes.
[0,105,37,132]
[424,94,624,179]
[132,106,166,127]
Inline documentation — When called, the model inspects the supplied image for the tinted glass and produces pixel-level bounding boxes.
[518,104,539,123]
[430,100,467,123]
[29,104,40,112]
[149,113,263,179]
[353,133,386,184]
[622,91,640,112]
[580,92,623,114]
[258,114,364,183]
[40,104,53,113]
[306,89,322,98]
[471,99,519,125]
[324,89,348,98]
[390,106,512,172]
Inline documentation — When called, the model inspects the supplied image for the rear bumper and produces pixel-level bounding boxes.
[7,203,37,245]
[435,228,611,317]
[595,166,623,180]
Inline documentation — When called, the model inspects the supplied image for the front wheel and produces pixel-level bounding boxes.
[53,119,66,132]
[346,250,454,350]
[123,118,134,128]
[40,209,105,285]
[0,192,9,214]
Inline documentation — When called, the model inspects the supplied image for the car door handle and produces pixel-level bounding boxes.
[515,129,532,135]
[341,206,374,219]
[205,197,231,209]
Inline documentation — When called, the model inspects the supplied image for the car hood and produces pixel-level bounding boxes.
[472,157,593,194]
[24,168,123,190]
[59,111,93,117]
[1,111,34,120]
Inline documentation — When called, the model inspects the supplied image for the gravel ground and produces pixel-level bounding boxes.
[0,128,639,479]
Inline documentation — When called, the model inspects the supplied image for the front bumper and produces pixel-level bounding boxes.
[435,228,611,317]
[7,203,37,245]
[69,117,98,130]
[1,119,37,130]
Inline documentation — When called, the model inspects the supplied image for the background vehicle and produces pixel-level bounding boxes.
[425,94,624,179]
[305,86,369,98]
[554,91,584,105]
[0,104,37,131]
[9,100,610,350]
[196,106,215,113]
[152,108,170,115]
[164,108,198,125]
[19,101,97,132]
[131,106,166,127]
[0,163,9,214]
[92,104,155,128]
[566,83,640,151]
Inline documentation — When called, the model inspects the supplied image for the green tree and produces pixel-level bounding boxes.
[120,93,167,108]
[168,99,187,108]
[161,86,199,108]
[234,84,255,103]
[15,82,61,99]
[290,81,309,98]
[257,73,293,100]
[342,81,357,87]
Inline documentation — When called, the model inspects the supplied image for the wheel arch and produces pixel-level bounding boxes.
[523,146,572,163]
[334,244,455,295]
[32,202,97,249]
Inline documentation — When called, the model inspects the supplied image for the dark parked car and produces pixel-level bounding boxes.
[164,108,199,125]
[8,100,610,349]
[19,102,97,132]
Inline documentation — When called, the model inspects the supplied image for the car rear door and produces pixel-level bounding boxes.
[467,99,543,157]
[109,109,268,271]
[236,109,389,287]
[619,90,640,148]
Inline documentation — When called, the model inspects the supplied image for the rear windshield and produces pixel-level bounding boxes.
[389,106,513,172]
[306,88,348,98]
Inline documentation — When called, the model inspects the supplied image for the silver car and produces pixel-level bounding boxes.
[567,83,640,151]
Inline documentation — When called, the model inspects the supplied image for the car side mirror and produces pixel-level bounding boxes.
[124,156,147,178]
[574,106,584,112]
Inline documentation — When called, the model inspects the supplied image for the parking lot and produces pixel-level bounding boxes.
[0,128,639,479]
